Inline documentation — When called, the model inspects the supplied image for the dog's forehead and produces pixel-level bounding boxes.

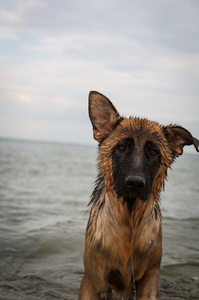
[115,117,164,141]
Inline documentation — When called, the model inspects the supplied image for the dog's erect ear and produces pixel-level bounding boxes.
[164,125,199,156]
[89,91,121,142]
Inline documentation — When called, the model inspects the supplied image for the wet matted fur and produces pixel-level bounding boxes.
[78,91,199,300]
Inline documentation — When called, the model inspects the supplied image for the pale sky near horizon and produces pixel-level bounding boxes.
[0,0,199,145]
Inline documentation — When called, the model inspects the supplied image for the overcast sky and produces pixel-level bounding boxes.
[0,0,199,145]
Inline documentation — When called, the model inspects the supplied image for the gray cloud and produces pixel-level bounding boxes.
[0,0,199,144]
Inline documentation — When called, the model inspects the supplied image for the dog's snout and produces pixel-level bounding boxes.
[125,175,146,190]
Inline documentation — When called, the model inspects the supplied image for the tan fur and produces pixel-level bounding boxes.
[78,91,199,300]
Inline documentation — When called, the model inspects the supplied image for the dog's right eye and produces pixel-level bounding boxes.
[118,145,126,151]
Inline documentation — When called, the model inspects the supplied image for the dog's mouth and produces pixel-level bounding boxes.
[126,192,150,202]
[116,188,151,202]
[122,192,150,212]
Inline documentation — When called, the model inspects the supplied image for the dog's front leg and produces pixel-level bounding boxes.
[136,264,160,300]
[78,274,101,300]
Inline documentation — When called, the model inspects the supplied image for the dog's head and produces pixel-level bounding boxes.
[89,91,199,202]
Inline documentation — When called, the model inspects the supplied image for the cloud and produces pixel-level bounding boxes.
[0,116,93,145]
[0,7,21,25]
[0,85,35,104]
[0,0,199,144]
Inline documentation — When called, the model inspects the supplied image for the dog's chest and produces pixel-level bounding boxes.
[132,217,162,280]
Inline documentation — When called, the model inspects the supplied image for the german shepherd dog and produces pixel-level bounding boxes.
[78,91,199,300]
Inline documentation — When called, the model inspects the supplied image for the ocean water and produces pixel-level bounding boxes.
[0,138,198,300]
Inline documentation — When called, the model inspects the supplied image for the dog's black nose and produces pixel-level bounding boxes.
[125,175,146,190]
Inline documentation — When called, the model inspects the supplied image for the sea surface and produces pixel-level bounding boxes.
[0,138,198,300]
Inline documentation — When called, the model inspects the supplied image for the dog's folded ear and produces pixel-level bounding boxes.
[163,125,199,156]
[89,91,122,142]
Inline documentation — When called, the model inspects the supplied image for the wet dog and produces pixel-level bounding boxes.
[78,91,199,300]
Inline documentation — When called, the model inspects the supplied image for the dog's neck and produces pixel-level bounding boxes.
[105,188,160,227]
[88,175,161,229]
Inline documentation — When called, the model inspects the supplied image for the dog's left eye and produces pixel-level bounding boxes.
[118,145,126,151]
[150,149,157,155]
